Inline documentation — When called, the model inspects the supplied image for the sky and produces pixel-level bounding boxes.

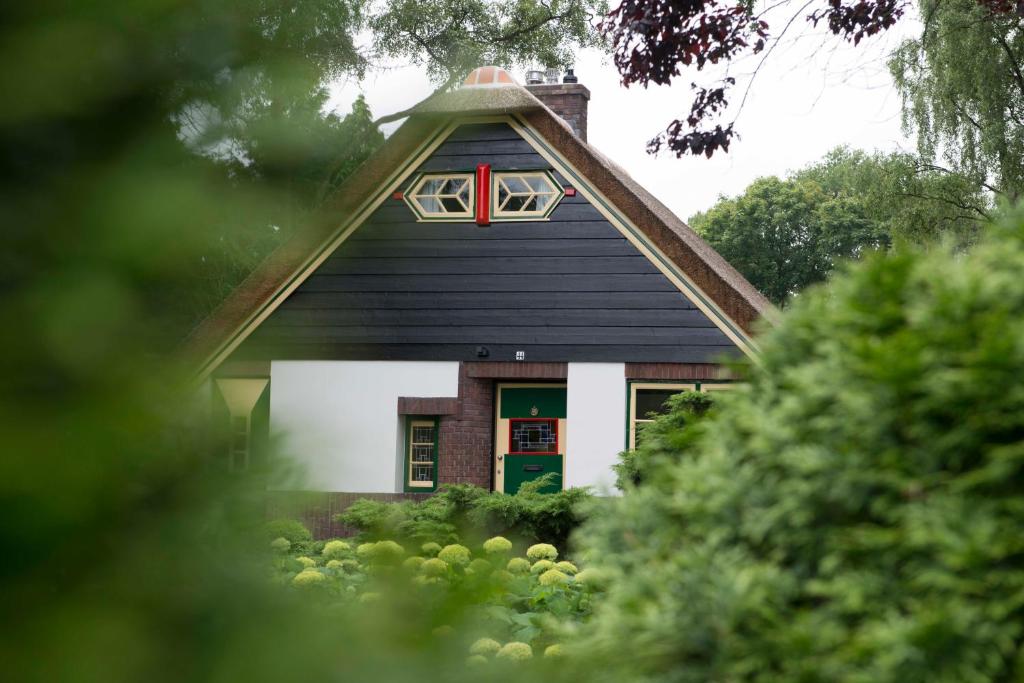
[327,12,921,221]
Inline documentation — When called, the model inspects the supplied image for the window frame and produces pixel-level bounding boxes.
[490,170,564,220]
[627,382,696,451]
[508,417,560,456]
[625,381,737,450]
[404,416,440,492]
[403,173,475,221]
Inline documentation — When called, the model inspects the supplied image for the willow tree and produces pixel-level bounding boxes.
[890,0,1024,200]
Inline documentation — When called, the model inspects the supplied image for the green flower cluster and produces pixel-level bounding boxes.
[437,544,471,566]
[526,543,558,561]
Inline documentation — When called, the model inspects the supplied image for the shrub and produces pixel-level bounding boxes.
[338,479,591,550]
[538,568,569,586]
[370,540,405,563]
[263,518,312,544]
[291,570,324,587]
[506,558,530,575]
[295,556,316,568]
[482,536,512,554]
[612,390,715,490]
[467,558,491,574]
[437,544,470,566]
[530,560,554,575]
[321,540,350,560]
[469,638,501,656]
[526,543,557,562]
[575,214,1024,682]
[420,542,442,557]
[421,558,447,577]
[269,537,290,553]
[495,642,532,661]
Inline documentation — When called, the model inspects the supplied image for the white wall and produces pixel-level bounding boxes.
[565,363,626,491]
[269,361,459,492]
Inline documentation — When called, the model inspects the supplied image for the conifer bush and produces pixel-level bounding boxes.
[574,213,1024,682]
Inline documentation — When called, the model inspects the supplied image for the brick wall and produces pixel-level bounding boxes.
[524,83,590,141]
[625,362,732,381]
[437,362,493,487]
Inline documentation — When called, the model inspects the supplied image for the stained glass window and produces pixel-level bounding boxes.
[510,419,558,454]
[406,174,474,219]
[492,172,562,218]
[407,419,437,488]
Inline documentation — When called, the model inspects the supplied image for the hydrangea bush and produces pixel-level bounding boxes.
[269,518,601,660]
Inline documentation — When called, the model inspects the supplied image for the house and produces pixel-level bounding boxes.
[186,66,771,535]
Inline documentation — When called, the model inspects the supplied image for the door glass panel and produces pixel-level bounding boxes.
[510,419,557,453]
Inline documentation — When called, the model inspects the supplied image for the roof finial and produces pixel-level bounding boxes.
[462,66,517,88]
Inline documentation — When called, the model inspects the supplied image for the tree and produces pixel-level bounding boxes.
[691,175,882,305]
[598,0,1020,159]
[690,147,990,305]
[889,0,1024,200]
[571,208,1024,682]
[162,0,607,329]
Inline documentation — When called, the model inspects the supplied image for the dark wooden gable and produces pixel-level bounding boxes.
[233,122,739,363]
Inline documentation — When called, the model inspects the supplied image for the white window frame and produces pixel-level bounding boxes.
[491,171,563,220]
[404,173,474,221]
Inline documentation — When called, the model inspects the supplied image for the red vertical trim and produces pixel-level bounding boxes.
[475,163,491,226]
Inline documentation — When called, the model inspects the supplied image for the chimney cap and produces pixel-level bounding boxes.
[562,68,578,84]
[525,69,544,85]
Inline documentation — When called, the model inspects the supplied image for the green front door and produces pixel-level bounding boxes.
[495,384,566,494]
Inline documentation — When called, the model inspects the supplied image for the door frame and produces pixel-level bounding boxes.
[494,382,568,493]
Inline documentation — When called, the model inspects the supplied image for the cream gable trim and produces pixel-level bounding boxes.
[196,116,511,381]
[197,113,758,381]
[506,114,759,359]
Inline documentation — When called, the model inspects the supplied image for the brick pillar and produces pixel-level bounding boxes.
[525,83,590,141]
[437,363,493,488]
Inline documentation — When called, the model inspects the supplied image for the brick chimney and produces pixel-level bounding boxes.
[525,69,590,141]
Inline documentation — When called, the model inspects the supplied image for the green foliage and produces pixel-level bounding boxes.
[269,534,600,657]
[1,2,602,681]
[573,210,1024,682]
[890,0,1024,198]
[691,147,991,305]
[264,518,313,544]
[795,147,990,246]
[339,477,592,550]
[369,0,608,87]
[613,390,714,489]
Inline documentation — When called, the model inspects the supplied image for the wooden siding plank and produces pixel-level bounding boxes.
[299,274,679,293]
[247,326,731,345]
[234,343,739,364]
[335,238,632,258]
[443,122,522,142]
[263,308,716,328]
[278,291,698,310]
[430,139,537,156]
[416,153,549,173]
[231,119,741,365]
[315,255,660,276]
[351,221,622,241]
